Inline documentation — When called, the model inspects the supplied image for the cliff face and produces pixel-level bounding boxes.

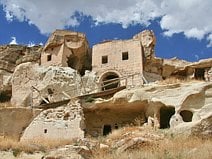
[0,45,42,102]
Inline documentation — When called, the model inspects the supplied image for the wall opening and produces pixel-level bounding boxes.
[44,129,47,134]
[101,72,120,90]
[160,106,175,129]
[194,68,205,80]
[122,52,129,60]
[40,98,50,105]
[102,55,108,64]
[47,55,52,61]
[180,110,193,122]
[114,124,119,129]
[103,125,112,136]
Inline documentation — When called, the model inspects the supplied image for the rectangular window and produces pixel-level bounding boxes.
[47,55,52,61]
[102,56,108,64]
[122,52,129,60]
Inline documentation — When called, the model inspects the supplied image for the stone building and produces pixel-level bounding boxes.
[92,30,156,90]
[41,30,91,75]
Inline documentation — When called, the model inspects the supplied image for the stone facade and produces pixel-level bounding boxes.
[21,100,84,141]
[41,30,91,75]
[92,39,144,89]
[92,30,156,89]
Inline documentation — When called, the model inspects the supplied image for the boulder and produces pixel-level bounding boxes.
[11,62,82,107]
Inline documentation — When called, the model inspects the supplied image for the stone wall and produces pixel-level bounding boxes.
[41,30,91,75]
[92,39,144,87]
[20,100,84,141]
[0,108,41,140]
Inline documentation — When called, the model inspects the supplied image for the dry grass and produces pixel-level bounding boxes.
[92,126,212,159]
[0,137,75,154]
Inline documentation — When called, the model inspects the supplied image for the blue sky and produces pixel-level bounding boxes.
[0,0,211,62]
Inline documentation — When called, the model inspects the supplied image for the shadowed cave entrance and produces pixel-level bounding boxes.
[103,125,112,136]
[101,72,120,91]
[160,106,175,129]
[194,68,205,80]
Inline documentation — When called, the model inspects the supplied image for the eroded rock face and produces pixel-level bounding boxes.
[41,30,91,75]
[0,45,42,72]
[11,62,82,107]
[133,30,156,59]
[85,81,212,137]
[0,45,42,102]
[20,100,85,141]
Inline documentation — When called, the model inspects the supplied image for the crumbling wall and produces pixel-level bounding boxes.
[0,108,41,140]
[41,30,91,75]
[20,100,84,141]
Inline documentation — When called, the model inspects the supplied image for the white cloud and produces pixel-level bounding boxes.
[206,34,212,48]
[9,36,17,44]
[27,41,35,47]
[1,0,212,47]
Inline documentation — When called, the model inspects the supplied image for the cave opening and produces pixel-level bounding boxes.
[103,125,112,136]
[160,106,175,129]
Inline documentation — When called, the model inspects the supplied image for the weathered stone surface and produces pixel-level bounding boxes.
[20,100,85,141]
[0,108,41,140]
[143,57,191,82]
[0,45,42,102]
[85,81,212,136]
[11,62,82,107]
[41,30,91,75]
[133,30,156,59]
[0,45,42,72]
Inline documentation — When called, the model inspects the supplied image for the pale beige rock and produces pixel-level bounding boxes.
[0,108,41,140]
[85,81,212,136]
[41,29,91,75]
[11,62,82,107]
[20,100,85,141]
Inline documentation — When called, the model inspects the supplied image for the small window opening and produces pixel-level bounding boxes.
[102,56,108,64]
[47,55,52,61]
[122,52,129,60]
[114,124,119,129]
[67,39,71,42]
[44,129,47,134]
[180,110,193,122]
[40,98,50,105]
[103,125,112,136]
[51,48,54,51]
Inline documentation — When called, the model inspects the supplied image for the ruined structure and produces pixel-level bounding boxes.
[21,100,84,141]
[0,29,212,141]
[41,30,91,75]
[92,30,156,90]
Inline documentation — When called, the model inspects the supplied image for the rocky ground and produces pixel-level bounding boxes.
[0,126,211,159]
